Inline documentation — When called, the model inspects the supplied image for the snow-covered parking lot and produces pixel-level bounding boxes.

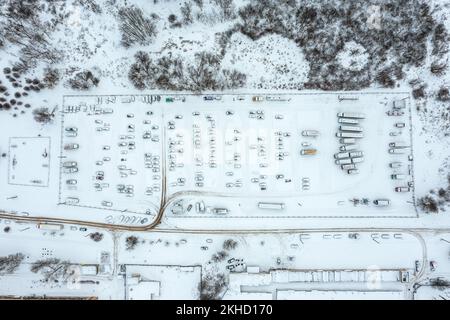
[163,92,416,224]
[59,95,163,220]
[0,92,415,228]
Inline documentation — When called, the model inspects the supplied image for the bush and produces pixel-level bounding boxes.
[118,6,157,48]
[418,195,439,213]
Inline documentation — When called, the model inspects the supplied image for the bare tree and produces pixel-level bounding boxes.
[180,2,193,25]
[74,0,102,14]
[430,277,450,290]
[89,232,103,242]
[42,68,60,89]
[211,250,228,263]
[118,6,157,48]
[125,236,139,250]
[32,107,56,124]
[30,258,73,283]
[199,273,227,300]
[0,253,25,275]
[222,239,238,250]
[214,0,235,20]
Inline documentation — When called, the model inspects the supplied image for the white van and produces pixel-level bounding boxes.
[340,144,359,152]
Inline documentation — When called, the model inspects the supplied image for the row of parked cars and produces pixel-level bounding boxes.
[386,99,413,193]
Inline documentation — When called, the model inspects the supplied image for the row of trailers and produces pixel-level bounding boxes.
[333,112,366,175]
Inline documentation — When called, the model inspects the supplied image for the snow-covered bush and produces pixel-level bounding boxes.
[118,6,157,48]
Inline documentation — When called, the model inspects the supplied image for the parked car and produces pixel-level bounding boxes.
[395,187,410,192]
[64,143,79,150]
[373,199,390,207]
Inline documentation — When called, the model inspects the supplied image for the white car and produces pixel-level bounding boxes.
[373,199,390,207]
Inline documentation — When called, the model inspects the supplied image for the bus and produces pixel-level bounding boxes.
[337,112,366,119]
[258,202,285,210]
